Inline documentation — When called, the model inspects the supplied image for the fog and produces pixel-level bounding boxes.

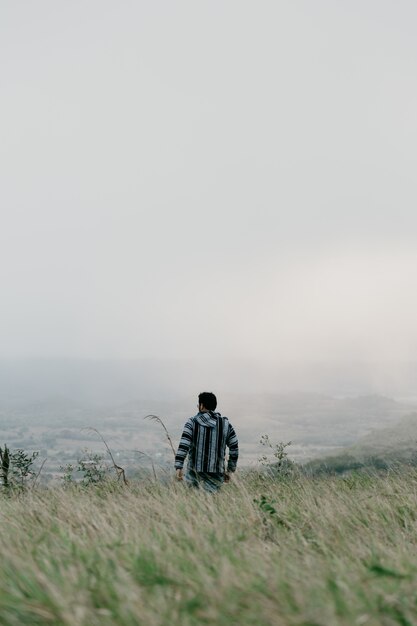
[2,1,417,386]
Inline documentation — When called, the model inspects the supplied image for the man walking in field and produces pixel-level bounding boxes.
[175,392,239,492]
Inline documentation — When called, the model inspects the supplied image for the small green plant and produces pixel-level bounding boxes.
[60,450,107,487]
[59,463,75,486]
[59,453,107,487]
[254,494,277,516]
[10,449,39,488]
[77,451,107,486]
[0,445,39,491]
[254,494,291,531]
[259,435,294,476]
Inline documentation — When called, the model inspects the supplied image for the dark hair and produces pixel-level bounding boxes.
[198,392,217,411]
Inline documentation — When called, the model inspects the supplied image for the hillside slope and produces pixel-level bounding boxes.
[304,412,417,474]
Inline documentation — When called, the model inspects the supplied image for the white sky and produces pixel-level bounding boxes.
[1,1,417,362]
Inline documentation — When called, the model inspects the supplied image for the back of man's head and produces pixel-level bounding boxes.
[198,392,217,411]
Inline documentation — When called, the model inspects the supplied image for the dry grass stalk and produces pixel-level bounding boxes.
[144,415,176,458]
[32,458,47,489]
[82,428,128,485]
[135,450,157,482]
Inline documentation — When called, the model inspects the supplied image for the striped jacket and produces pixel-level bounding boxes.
[175,411,239,473]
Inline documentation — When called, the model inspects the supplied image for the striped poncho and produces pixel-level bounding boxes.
[175,411,239,475]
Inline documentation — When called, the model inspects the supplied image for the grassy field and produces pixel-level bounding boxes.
[1,470,417,626]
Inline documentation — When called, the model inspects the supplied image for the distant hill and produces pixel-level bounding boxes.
[304,411,417,474]
[226,392,416,451]
[349,412,417,459]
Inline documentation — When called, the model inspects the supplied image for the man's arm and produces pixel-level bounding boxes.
[226,422,239,473]
[175,419,193,479]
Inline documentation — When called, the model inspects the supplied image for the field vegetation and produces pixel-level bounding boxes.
[2,396,417,625]
[1,467,417,626]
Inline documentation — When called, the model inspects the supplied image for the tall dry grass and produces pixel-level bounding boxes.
[1,470,417,625]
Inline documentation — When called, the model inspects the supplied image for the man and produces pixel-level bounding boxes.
[175,392,239,492]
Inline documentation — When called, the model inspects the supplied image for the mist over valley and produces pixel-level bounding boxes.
[1,358,417,481]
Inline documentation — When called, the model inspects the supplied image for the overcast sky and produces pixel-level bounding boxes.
[1,0,417,363]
